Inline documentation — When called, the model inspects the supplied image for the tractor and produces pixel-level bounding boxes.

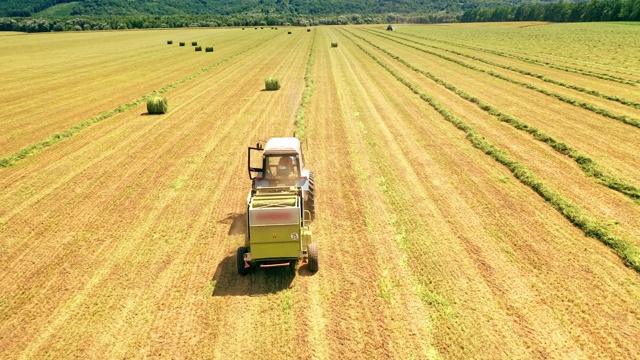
[237,137,318,275]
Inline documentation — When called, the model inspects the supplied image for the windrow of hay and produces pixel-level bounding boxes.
[146,96,168,115]
[331,42,338,47]
[265,77,281,91]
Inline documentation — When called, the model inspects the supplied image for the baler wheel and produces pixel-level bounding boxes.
[307,243,318,273]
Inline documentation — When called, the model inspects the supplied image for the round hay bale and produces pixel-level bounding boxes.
[167,40,173,44]
[331,42,338,47]
[242,27,245,30]
[147,97,168,115]
[265,78,281,91]
[307,29,311,32]
[191,41,197,46]
[179,42,185,46]
[205,47,214,52]
[195,46,202,52]
[288,31,292,34]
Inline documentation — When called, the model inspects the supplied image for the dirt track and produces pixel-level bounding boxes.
[1,24,640,359]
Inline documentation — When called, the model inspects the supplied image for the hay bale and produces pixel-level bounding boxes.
[191,41,197,46]
[265,78,281,91]
[205,47,214,52]
[288,31,292,34]
[179,42,185,46]
[167,40,173,44]
[307,29,311,32]
[242,27,245,30]
[195,46,202,51]
[331,42,338,47]
[147,97,168,115]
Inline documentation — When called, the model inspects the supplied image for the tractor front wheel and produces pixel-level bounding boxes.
[307,243,318,273]
[237,247,250,276]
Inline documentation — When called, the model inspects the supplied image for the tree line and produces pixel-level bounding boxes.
[0,12,459,33]
[461,0,640,22]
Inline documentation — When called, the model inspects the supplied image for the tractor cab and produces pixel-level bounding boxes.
[249,137,306,187]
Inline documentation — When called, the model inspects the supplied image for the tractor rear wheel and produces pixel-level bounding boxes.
[237,247,250,276]
[305,171,316,220]
[307,243,318,273]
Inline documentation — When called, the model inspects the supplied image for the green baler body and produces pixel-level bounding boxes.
[246,188,311,261]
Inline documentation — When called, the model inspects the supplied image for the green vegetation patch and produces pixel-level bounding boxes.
[35,2,80,17]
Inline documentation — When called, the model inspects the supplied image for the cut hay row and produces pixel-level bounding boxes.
[392,29,640,87]
[369,29,640,110]
[293,31,317,141]
[264,77,281,91]
[341,28,640,273]
[0,34,280,168]
[350,31,640,203]
[361,29,640,130]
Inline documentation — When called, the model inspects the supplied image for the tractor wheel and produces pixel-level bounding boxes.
[237,247,250,276]
[307,243,318,273]
[305,171,316,220]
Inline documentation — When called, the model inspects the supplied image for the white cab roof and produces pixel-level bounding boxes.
[263,137,301,155]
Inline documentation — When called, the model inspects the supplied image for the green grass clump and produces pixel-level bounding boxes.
[265,77,281,91]
[147,96,168,115]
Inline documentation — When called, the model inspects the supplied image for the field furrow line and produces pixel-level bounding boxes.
[341,28,640,273]
[360,29,640,131]
[349,31,640,204]
[371,29,640,110]
[392,29,640,87]
[0,32,283,169]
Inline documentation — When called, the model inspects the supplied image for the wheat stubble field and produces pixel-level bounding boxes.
[1,22,640,359]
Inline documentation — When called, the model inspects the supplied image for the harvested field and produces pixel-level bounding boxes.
[1,23,640,359]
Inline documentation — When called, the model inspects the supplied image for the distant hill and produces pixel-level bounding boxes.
[1,0,547,17]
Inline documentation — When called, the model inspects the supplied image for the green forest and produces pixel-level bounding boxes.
[0,0,536,17]
[0,0,638,32]
[461,0,640,21]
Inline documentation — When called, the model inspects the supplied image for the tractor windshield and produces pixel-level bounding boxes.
[264,155,300,180]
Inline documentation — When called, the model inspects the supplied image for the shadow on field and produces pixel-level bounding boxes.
[218,212,246,235]
[210,254,296,297]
